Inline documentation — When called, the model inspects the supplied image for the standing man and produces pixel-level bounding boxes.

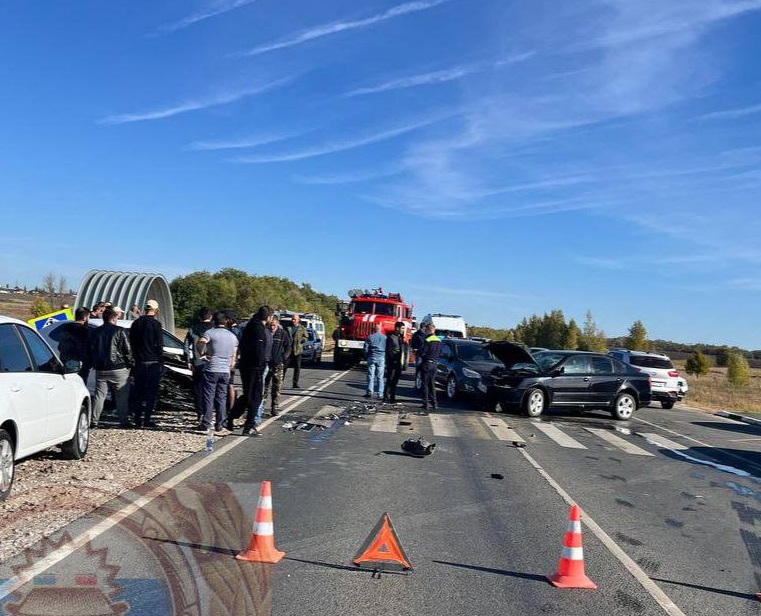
[233,305,273,436]
[90,307,132,428]
[265,316,292,416]
[384,321,405,403]
[410,326,426,389]
[363,323,386,400]
[196,311,239,432]
[184,307,213,421]
[58,307,93,383]
[419,323,443,413]
[129,299,164,428]
[284,314,308,389]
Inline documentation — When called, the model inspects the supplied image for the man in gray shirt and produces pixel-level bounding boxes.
[196,311,239,432]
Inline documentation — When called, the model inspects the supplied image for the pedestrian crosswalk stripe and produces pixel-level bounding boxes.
[429,414,457,437]
[481,417,525,443]
[637,432,688,451]
[371,411,399,433]
[584,427,654,456]
[532,422,587,449]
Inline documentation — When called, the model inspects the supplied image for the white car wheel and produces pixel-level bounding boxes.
[0,430,15,501]
[613,393,635,420]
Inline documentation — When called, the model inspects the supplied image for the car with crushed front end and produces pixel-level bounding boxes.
[482,342,651,420]
[427,338,502,402]
[0,315,91,500]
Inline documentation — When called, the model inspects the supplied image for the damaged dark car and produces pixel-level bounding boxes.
[482,342,651,421]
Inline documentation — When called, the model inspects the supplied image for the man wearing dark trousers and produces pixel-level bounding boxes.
[234,305,273,436]
[419,323,443,414]
[265,316,292,416]
[185,307,213,422]
[129,299,164,428]
[384,321,406,403]
[284,313,308,388]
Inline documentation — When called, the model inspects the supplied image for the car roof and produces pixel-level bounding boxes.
[609,348,670,358]
[0,315,32,327]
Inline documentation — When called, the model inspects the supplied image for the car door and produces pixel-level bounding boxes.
[550,355,591,405]
[17,324,76,446]
[436,341,453,387]
[587,355,619,406]
[0,324,48,457]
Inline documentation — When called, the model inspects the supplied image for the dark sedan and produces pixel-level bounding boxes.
[483,342,651,420]
[427,338,502,402]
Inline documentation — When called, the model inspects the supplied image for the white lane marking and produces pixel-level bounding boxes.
[532,422,587,449]
[429,414,457,437]
[481,417,525,443]
[585,427,654,456]
[637,432,688,451]
[0,368,352,599]
[517,448,687,616]
[634,415,761,472]
[371,411,399,433]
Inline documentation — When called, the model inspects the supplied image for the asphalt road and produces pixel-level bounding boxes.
[1,358,760,615]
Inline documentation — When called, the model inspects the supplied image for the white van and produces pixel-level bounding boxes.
[419,314,467,339]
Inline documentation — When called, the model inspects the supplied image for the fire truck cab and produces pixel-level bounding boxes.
[333,288,414,369]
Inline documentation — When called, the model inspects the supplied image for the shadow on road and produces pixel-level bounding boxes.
[432,560,546,582]
[651,576,758,602]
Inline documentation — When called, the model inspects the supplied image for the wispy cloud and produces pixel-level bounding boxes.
[344,53,534,97]
[188,131,303,151]
[231,114,451,163]
[294,164,404,185]
[158,0,259,34]
[234,0,451,57]
[98,79,289,124]
[699,102,761,121]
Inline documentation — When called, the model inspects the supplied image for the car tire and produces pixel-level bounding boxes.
[612,392,636,420]
[61,406,90,460]
[315,350,322,364]
[661,400,675,410]
[524,388,546,418]
[446,374,458,400]
[0,429,14,502]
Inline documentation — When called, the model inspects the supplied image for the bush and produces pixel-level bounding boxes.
[727,352,751,387]
[685,350,709,377]
[29,296,52,318]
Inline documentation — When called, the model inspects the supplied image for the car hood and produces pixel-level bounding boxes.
[486,341,540,370]
[463,359,504,374]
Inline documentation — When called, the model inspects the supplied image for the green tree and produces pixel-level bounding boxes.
[685,349,709,377]
[578,310,607,353]
[563,318,580,350]
[624,320,649,351]
[727,351,751,387]
[715,346,730,367]
[30,296,52,317]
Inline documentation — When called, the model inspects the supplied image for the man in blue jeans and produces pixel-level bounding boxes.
[363,323,386,400]
[196,311,239,432]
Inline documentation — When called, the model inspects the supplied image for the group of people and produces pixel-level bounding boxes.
[57,299,165,429]
[362,321,443,411]
[186,306,310,437]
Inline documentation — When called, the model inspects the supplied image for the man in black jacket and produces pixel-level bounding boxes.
[264,316,292,416]
[419,324,443,413]
[233,305,274,436]
[90,307,133,428]
[384,322,406,403]
[58,307,93,383]
[129,299,164,428]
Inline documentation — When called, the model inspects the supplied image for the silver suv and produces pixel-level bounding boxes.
[607,349,686,409]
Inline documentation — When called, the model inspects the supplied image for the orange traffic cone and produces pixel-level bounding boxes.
[547,504,597,589]
[236,480,285,563]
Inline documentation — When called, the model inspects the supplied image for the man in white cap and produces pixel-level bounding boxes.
[129,299,164,428]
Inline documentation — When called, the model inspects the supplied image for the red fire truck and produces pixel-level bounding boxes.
[333,288,414,369]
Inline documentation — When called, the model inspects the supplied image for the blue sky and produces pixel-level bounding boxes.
[1,1,761,348]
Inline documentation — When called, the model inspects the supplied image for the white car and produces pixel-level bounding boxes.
[0,316,91,500]
[608,349,686,409]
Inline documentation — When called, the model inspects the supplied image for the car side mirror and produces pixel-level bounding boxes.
[64,359,82,374]
[550,367,564,377]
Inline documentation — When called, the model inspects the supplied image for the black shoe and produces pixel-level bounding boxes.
[144,420,158,429]
[195,424,209,432]
[270,409,279,417]
[119,421,134,429]
[241,427,261,437]
[363,393,372,399]
[225,417,235,431]
[292,384,300,389]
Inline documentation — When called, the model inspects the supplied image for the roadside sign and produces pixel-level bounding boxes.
[27,308,74,331]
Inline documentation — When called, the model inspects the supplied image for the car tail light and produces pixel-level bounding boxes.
[668,370,679,377]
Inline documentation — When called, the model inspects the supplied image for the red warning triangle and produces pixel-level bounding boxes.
[353,513,412,572]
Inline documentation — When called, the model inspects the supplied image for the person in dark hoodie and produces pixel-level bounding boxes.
[129,299,164,428]
[230,305,273,436]
[58,307,93,383]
